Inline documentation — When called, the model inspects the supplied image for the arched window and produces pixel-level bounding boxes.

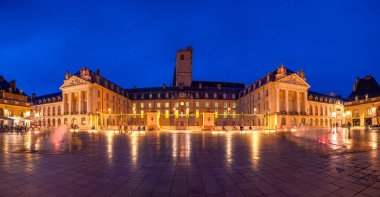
[315,119,319,126]
[81,118,86,125]
[52,107,55,116]
[47,107,50,116]
[309,106,313,115]
[64,118,68,125]
[58,119,61,126]
[58,106,61,115]
[52,119,56,126]
[320,107,323,116]
[315,106,318,115]
[0,108,4,116]
[281,118,286,126]
[47,119,51,126]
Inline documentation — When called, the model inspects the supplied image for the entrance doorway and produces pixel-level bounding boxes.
[176,117,187,130]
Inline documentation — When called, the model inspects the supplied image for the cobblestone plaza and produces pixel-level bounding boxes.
[0,129,379,197]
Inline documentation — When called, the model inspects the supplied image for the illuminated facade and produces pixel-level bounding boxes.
[0,77,31,126]
[238,65,344,129]
[344,76,380,127]
[31,46,346,130]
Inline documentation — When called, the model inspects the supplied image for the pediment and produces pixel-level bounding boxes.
[277,74,310,87]
[60,76,90,89]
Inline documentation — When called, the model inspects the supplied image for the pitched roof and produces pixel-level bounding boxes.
[308,90,345,101]
[347,76,380,101]
[33,92,62,100]
[0,75,27,96]
[72,68,128,97]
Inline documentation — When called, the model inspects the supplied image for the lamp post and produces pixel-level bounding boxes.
[227,107,231,127]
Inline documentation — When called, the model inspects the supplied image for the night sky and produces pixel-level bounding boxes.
[1,0,379,98]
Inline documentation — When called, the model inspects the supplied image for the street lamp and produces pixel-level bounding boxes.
[228,107,231,127]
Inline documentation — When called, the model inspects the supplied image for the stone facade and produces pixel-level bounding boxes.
[344,76,380,127]
[30,47,348,130]
[0,77,31,126]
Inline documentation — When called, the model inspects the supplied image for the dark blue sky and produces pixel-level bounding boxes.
[1,0,379,98]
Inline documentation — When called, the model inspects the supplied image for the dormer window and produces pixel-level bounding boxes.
[355,95,358,101]
[213,93,217,99]
[365,94,369,99]
[149,94,152,99]
[205,93,208,99]
[157,93,161,99]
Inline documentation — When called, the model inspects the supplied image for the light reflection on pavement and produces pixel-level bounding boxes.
[0,128,379,196]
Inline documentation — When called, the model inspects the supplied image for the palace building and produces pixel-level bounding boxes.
[0,76,31,126]
[30,46,347,130]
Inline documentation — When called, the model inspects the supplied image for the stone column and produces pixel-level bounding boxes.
[296,92,300,114]
[63,93,67,114]
[276,89,280,113]
[304,92,308,114]
[285,90,289,113]
[78,91,82,114]
[87,89,91,114]
[69,93,72,115]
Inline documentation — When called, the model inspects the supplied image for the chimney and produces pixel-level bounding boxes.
[96,69,100,75]
[10,80,16,89]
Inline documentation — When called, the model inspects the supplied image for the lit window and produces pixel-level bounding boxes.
[148,103,152,108]
[205,102,209,108]
[157,103,161,108]
[174,110,179,118]
[223,110,227,118]
[232,103,236,108]
[196,110,200,118]
[195,102,199,107]
[214,102,218,108]
[140,103,144,108]
[165,110,169,118]
[224,102,227,108]
[140,110,144,118]
[175,102,179,107]
[165,102,169,108]
[214,110,218,118]
[186,102,189,107]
